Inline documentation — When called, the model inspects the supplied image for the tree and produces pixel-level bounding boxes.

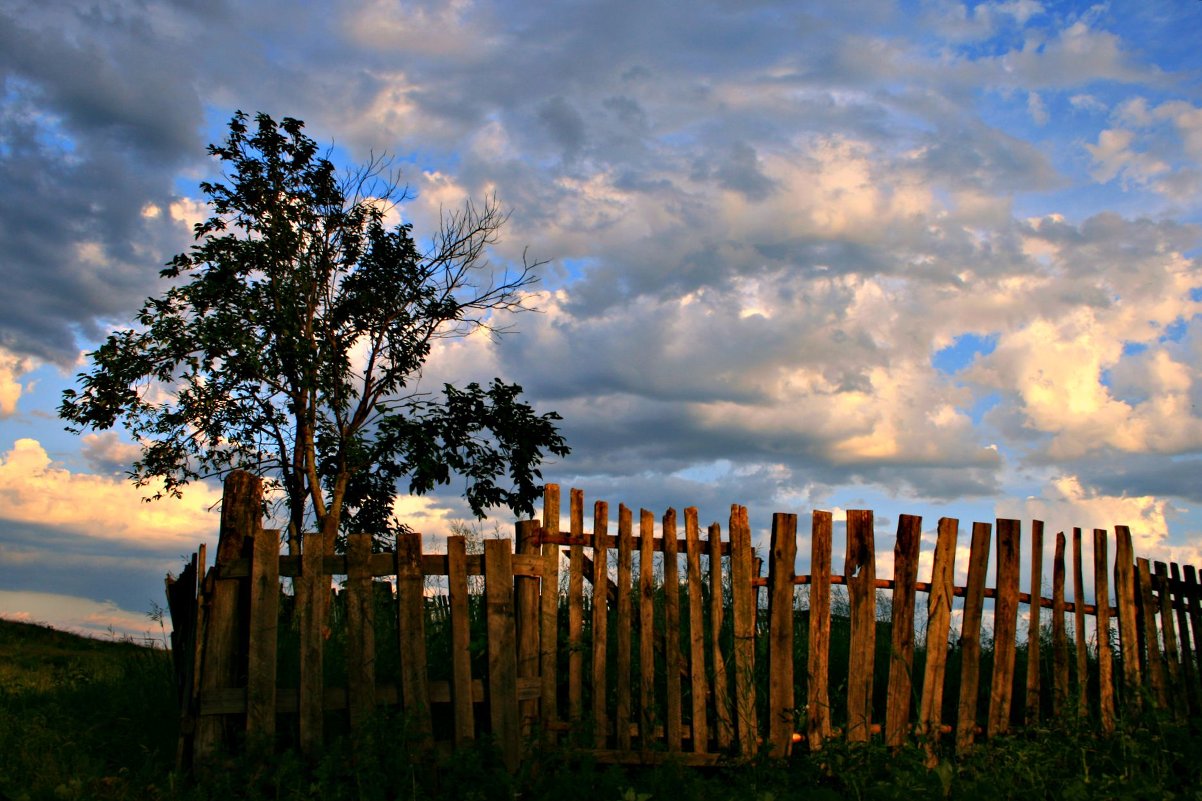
[60,111,569,554]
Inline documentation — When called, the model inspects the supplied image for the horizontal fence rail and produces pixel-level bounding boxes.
[167,472,1202,770]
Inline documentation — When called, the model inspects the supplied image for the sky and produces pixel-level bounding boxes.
[1,0,1201,640]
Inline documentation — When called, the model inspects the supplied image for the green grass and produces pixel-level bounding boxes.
[4,616,1202,800]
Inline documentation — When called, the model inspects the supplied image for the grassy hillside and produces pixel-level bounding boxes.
[0,618,177,800]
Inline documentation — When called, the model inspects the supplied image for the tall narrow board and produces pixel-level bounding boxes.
[447,535,475,746]
[955,522,992,754]
[616,505,634,751]
[396,531,432,740]
[485,538,520,771]
[987,519,1021,737]
[663,508,683,752]
[1113,526,1141,714]
[1093,529,1115,733]
[729,505,758,756]
[592,501,610,749]
[885,514,921,748]
[807,511,834,749]
[568,488,585,723]
[684,507,708,753]
[638,508,657,751]
[1072,528,1089,719]
[1051,532,1069,717]
[345,532,375,730]
[845,509,877,744]
[1024,521,1044,726]
[709,521,733,750]
[918,517,957,759]
[766,513,797,756]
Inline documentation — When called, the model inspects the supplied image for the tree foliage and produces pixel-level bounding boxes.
[60,111,569,551]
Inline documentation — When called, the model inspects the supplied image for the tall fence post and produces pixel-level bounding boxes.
[955,521,991,754]
[885,514,921,748]
[918,517,957,763]
[807,511,834,749]
[987,519,1021,737]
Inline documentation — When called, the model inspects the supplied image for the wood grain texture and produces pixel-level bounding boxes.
[447,535,475,746]
[845,509,877,744]
[1113,526,1141,714]
[955,522,991,755]
[918,517,957,759]
[485,537,520,771]
[1093,529,1114,733]
[1052,532,1068,717]
[807,511,834,749]
[1024,520,1044,726]
[684,507,708,753]
[593,501,610,749]
[767,512,797,756]
[885,514,921,748]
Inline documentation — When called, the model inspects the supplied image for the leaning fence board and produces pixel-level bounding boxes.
[956,522,991,754]
[639,509,656,750]
[1114,525,1141,713]
[1138,557,1169,709]
[447,536,475,746]
[1184,566,1202,689]
[663,508,683,752]
[593,501,610,749]
[1154,562,1183,717]
[1052,532,1069,717]
[885,514,921,748]
[918,517,957,758]
[485,538,520,771]
[1169,563,1197,713]
[1093,529,1115,733]
[987,519,1021,737]
[616,505,634,752]
[247,526,279,738]
[1024,520,1044,726]
[708,521,733,750]
[767,513,798,756]
[345,533,375,730]
[684,508,708,753]
[845,509,877,744]
[1073,528,1089,719]
[807,511,834,749]
[729,505,757,756]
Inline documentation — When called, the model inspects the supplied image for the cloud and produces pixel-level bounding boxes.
[0,348,33,417]
[0,438,221,547]
[0,590,162,642]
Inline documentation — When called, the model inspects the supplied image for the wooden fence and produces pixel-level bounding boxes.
[167,472,1202,769]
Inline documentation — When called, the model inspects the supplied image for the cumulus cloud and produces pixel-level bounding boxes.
[0,438,220,547]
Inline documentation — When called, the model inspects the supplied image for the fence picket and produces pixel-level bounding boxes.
[684,508,708,753]
[708,521,733,750]
[885,514,921,748]
[1073,528,1089,719]
[1114,526,1141,714]
[1094,529,1115,733]
[569,489,585,723]
[730,505,757,756]
[664,508,683,752]
[1138,557,1169,709]
[639,509,656,751]
[1169,563,1197,713]
[807,511,834,749]
[593,501,610,749]
[918,517,957,759]
[345,532,375,730]
[397,531,432,741]
[247,526,279,738]
[956,522,991,754]
[1024,520,1044,725]
[767,513,797,756]
[485,537,520,771]
[846,509,876,744]
[1154,562,1183,719]
[541,486,561,739]
[447,535,475,746]
[1052,531,1069,717]
[616,505,634,751]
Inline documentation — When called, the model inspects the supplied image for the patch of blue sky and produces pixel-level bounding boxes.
[931,332,997,375]
[4,364,88,469]
[672,459,734,485]
[1160,317,1188,344]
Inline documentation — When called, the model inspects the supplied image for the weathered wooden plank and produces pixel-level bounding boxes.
[1184,565,1202,703]
[447,535,475,746]
[616,505,634,751]
[197,471,258,759]
[516,519,540,737]
[684,507,708,754]
[541,486,561,738]
[1024,520,1044,726]
[1169,563,1197,713]
[246,526,279,739]
[1072,528,1089,719]
[955,522,991,755]
[568,488,585,723]
[639,508,657,751]
[885,514,921,748]
[485,537,520,771]
[297,517,327,755]
[708,521,733,750]
[987,519,1021,737]
[1154,562,1183,718]
[767,512,798,756]
[846,509,877,744]
[345,532,375,730]
[396,531,432,741]
[730,505,757,756]
[918,517,957,759]
[1093,529,1115,733]
[1137,557,1169,709]
[1051,531,1069,718]
[807,511,834,750]
[663,508,683,752]
[593,501,610,749]
[1113,525,1141,714]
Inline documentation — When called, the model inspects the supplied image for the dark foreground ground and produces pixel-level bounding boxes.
[1,617,1199,801]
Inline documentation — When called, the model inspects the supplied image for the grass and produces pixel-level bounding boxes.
[4,615,1202,800]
